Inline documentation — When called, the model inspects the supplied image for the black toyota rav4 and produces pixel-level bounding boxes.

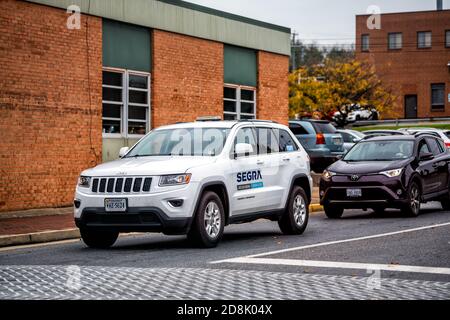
[320,134,450,218]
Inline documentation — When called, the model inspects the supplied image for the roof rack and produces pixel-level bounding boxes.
[237,119,278,124]
[196,116,222,122]
[414,132,439,138]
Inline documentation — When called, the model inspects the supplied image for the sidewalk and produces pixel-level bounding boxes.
[0,188,321,247]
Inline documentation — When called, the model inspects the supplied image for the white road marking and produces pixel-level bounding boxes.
[211,222,450,275]
[217,257,450,275]
[239,221,450,259]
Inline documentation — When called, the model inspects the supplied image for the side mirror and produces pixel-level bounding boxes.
[419,152,434,162]
[119,147,130,158]
[234,143,254,158]
[336,154,343,160]
[353,138,361,143]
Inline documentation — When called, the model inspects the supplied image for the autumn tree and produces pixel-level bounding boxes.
[289,59,396,126]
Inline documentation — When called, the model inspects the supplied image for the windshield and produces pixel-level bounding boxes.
[344,140,414,161]
[126,128,230,157]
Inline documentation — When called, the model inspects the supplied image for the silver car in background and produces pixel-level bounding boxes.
[399,127,450,151]
[336,129,365,153]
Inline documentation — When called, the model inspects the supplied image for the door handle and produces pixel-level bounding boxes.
[282,157,290,162]
[256,160,264,165]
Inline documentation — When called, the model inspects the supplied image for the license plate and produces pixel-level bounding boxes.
[346,189,362,198]
[105,199,127,212]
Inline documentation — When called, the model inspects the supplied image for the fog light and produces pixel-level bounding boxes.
[397,189,403,196]
[168,199,184,208]
[74,199,81,209]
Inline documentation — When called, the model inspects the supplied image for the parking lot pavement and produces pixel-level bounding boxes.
[0,203,449,300]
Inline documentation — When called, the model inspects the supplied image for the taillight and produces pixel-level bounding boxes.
[316,133,325,145]
[446,142,450,149]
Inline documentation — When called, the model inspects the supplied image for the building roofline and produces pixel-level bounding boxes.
[24,0,291,56]
[157,0,291,33]
[356,9,450,17]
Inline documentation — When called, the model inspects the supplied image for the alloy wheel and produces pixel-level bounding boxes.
[410,185,420,215]
[293,194,307,226]
[204,201,221,239]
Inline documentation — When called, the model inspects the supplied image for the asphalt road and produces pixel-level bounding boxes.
[0,203,449,299]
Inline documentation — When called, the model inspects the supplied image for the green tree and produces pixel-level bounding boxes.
[289,59,396,124]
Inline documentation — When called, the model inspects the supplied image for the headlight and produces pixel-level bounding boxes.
[380,169,403,178]
[322,170,336,180]
[159,174,191,186]
[78,176,91,188]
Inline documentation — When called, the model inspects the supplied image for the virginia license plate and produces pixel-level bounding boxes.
[105,198,127,212]
[346,189,362,198]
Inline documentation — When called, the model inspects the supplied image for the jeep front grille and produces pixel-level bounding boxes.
[91,177,152,194]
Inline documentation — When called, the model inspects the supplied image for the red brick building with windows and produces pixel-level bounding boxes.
[355,8,450,119]
[0,0,291,213]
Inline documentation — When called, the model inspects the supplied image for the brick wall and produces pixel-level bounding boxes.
[0,0,102,212]
[152,30,224,127]
[257,51,289,125]
[356,10,450,118]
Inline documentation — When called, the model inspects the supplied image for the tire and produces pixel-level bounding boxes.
[403,181,421,217]
[441,198,450,211]
[356,115,361,121]
[188,191,225,248]
[278,186,309,235]
[80,228,119,249]
[324,204,344,219]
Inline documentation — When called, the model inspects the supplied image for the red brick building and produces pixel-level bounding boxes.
[0,0,291,212]
[356,8,450,119]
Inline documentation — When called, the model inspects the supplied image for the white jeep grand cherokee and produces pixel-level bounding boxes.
[74,120,313,248]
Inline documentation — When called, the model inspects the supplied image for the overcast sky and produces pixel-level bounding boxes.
[185,0,447,45]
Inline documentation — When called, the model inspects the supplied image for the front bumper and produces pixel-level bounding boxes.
[75,207,192,235]
[320,174,408,209]
[74,181,200,234]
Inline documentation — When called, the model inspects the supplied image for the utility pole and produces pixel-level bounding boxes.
[291,30,299,71]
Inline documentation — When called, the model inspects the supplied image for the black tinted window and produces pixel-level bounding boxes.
[311,122,336,134]
[426,138,443,156]
[340,132,353,143]
[256,128,279,155]
[289,124,309,135]
[418,140,430,156]
[278,129,299,152]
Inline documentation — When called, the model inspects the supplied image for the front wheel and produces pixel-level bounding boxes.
[188,191,225,248]
[324,204,344,219]
[80,228,119,249]
[278,186,309,235]
[403,182,421,217]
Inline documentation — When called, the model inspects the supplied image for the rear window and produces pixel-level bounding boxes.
[311,122,336,134]
[445,131,450,139]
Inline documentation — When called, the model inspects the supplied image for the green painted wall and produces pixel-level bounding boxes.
[103,19,151,72]
[224,45,257,87]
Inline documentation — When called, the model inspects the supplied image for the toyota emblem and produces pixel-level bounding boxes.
[350,175,360,181]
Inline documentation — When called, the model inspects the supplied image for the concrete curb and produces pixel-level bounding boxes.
[0,207,72,220]
[0,229,80,248]
[309,204,323,213]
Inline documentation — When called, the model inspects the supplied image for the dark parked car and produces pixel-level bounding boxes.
[320,134,450,218]
[289,120,344,172]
